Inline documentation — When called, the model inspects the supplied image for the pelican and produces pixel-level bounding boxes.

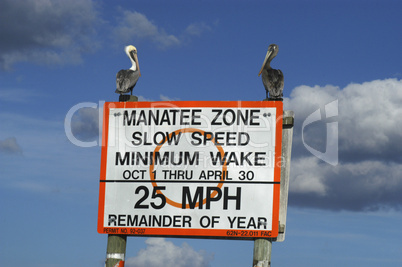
[258,44,284,100]
[116,45,141,95]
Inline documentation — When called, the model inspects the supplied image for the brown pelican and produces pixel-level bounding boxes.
[258,44,284,100]
[116,45,141,95]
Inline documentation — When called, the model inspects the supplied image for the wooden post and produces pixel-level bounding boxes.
[276,110,294,242]
[252,109,294,266]
[253,239,272,267]
[106,235,127,267]
[105,95,138,267]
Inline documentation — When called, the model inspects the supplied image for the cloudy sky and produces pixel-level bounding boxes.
[1,0,402,266]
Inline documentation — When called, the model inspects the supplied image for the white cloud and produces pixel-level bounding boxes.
[184,22,213,37]
[114,10,180,49]
[0,0,100,69]
[113,10,214,49]
[290,156,327,195]
[338,79,402,158]
[0,137,23,154]
[285,78,402,163]
[289,156,402,211]
[125,238,213,267]
[285,78,402,210]
[159,94,180,101]
[71,107,100,141]
[138,95,155,102]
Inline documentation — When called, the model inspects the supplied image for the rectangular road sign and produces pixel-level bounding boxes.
[98,101,283,239]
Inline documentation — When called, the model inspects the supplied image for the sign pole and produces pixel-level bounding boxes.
[252,109,294,267]
[253,238,272,267]
[106,235,127,267]
[105,95,138,267]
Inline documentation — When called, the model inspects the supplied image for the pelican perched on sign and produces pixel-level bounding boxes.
[115,45,141,95]
[258,44,284,100]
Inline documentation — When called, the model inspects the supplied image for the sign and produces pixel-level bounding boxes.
[98,101,283,239]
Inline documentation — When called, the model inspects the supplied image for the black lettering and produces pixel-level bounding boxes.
[238,217,246,229]
[149,110,159,125]
[173,216,181,227]
[108,215,117,226]
[153,131,166,145]
[226,152,239,165]
[239,132,250,145]
[250,110,260,125]
[237,109,248,125]
[169,110,179,125]
[154,152,169,165]
[258,218,267,229]
[228,216,236,228]
[210,152,227,165]
[127,215,139,226]
[204,132,213,144]
[240,152,253,165]
[139,215,148,226]
[247,217,257,229]
[191,132,202,145]
[185,151,199,165]
[123,110,135,126]
[165,131,182,145]
[152,215,161,226]
[160,110,170,125]
[183,216,192,227]
[118,214,126,226]
[136,152,149,165]
[223,187,241,210]
[115,152,129,165]
[180,109,190,125]
[226,132,236,146]
[131,132,142,145]
[211,109,222,125]
[137,110,147,125]
[171,152,183,165]
[191,109,201,125]
[182,187,203,209]
[214,132,224,145]
[163,215,172,226]
[206,187,222,209]
[254,152,266,166]
[223,109,236,125]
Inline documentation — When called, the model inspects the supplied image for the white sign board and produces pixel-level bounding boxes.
[98,101,283,239]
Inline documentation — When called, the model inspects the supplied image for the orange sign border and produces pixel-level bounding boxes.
[98,100,283,239]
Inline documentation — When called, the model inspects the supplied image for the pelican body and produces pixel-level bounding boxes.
[116,45,141,95]
[259,44,284,100]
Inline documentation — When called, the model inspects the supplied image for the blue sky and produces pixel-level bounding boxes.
[1,0,402,266]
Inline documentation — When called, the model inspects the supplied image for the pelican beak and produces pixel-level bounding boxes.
[133,52,141,77]
[258,50,272,76]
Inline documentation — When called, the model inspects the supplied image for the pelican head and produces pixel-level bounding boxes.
[258,44,279,76]
[125,45,136,54]
[125,45,141,76]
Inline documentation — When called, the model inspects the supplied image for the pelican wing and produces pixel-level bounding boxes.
[262,69,284,98]
[115,69,140,94]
